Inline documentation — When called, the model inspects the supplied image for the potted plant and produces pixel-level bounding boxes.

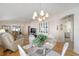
[33,34,48,47]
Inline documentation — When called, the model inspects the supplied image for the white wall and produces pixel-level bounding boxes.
[47,7,79,54]
[74,11,79,54]
[29,7,79,54]
[56,8,79,54]
[50,8,79,54]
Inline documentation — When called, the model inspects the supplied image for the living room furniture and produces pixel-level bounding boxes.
[23,34,46,56]
[44,37,56,49]
[23,35,35,49]
[18,45,45,56]
[23,46,46,56]
[29,47,46,56]
[18,44,44,56]
[0,31,29,52]
[15,34,29,46]
[15,38,29,46]
[39,37,56,55]
[22,34,57,56]
[61,42,69,56]
[22,38,57,56]
[46,42,69,56]
[1,32,18,52]
[18,45,29,56]
[11,31,19,41]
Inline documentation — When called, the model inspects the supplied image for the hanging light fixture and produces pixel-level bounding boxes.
[32,10,49,21]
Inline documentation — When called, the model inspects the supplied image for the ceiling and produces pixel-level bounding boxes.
[0,3,79,23]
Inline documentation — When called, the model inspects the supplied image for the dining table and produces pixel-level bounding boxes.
[23,37,57,56]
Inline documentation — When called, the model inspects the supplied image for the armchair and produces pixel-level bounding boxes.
[1,32,17,52]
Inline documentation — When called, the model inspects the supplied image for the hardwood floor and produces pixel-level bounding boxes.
[53,42,79,56]
[0,42,79,56]
[3,50,20,56]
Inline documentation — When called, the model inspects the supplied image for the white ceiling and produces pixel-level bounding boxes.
[0,3,79,23]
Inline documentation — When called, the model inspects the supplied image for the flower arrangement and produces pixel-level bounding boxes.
[33,34,48,47]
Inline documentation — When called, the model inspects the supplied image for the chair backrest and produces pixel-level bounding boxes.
[17,45,28,56]
[61,42,69,56]
[29,35,35,43]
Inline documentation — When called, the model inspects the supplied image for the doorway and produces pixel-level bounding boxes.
[61,14,74,50]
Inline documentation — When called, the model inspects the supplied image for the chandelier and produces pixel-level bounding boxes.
[32,10,48,21]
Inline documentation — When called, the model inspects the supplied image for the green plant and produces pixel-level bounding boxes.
[33,34,48,47]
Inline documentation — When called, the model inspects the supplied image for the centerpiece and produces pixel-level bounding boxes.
[33,34,48,47]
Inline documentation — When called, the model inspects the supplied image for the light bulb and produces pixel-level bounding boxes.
[38,18,42,21]
[40,10,44,16]
[43,17,45,20]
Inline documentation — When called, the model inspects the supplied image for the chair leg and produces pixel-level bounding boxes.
[43,48,46,56]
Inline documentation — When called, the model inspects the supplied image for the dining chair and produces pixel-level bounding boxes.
[46,42,69,56]
[23,35,35,49]
[17,45,29,56]
[61,42,69,56]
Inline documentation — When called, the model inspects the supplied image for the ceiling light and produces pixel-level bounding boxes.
[32,10,48,21]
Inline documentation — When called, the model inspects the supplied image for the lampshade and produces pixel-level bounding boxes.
[32,11,37,19]
[40,10,44,16]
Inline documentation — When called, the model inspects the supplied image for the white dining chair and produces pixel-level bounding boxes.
[61,42,69,56]
[23,35,35,49]
[46,42,69,56]
[17,45,29,56]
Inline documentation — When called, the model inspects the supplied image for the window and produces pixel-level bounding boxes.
[39,21,48,34]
